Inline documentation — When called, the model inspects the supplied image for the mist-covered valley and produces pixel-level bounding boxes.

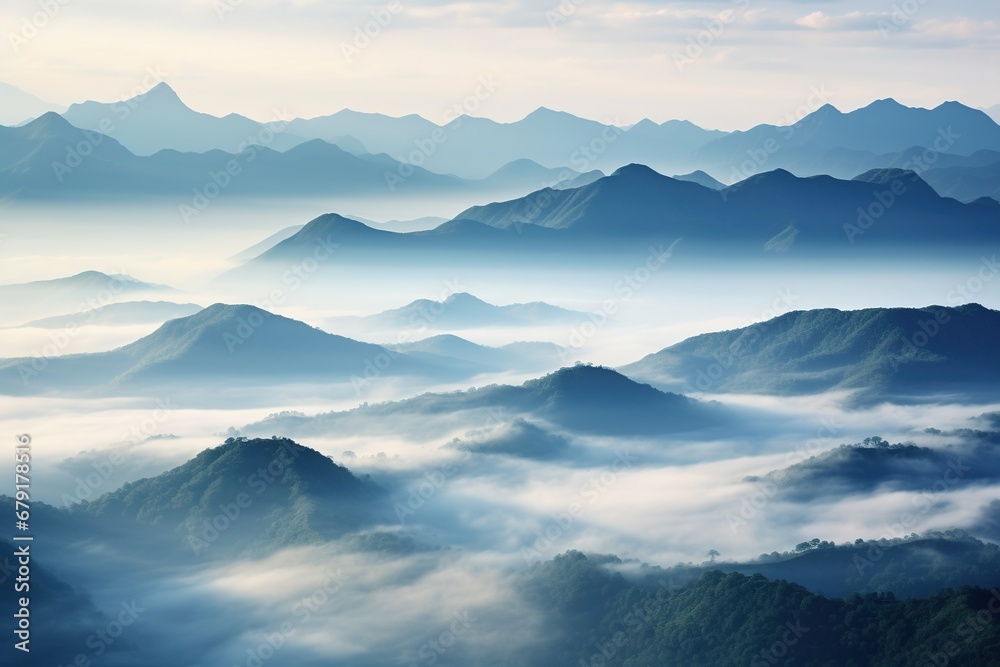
[4,10,1000,661]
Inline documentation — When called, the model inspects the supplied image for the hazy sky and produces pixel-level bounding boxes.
[1,0,998,130]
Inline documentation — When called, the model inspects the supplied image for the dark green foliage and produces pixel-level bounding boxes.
[745,436,1000,500]
[78,437,385,557]
[622,304,1000,405]
[522,551,1000,667]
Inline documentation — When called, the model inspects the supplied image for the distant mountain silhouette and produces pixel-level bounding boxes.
[0,304,444,395]
[0,270,177,324]
[0,303,567,396]
[695,99,1000,178]
[359,292,585,330]
[923,158,1000,202]
[0,80,64,125]
[250,364,724,437]
[621,304,1000,404]
[480,158,586,192]
[20,300,202,329]
[449,418,571,460]
[62,82,313,155]
[287,105,726,179]
[455,163,1000,247]
[78,437,386,556]
[673,169,725,190]
[389,334,565,374]
[0,113,461,201]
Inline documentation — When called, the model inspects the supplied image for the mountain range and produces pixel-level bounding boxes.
[0,271,177,325]
[219,165,1000,279]
[334,292,586,332]
[454,164,1000,247]
[0,109,593,203]
[247,364,725,439]
[61,82,318,155]
[0,112,460,201]
[4,85,1000,207]
[0,303,575,396]
[0,304,424,395]
[694,99,1000,181]
[621,304,1000,404]
[284,104,726,179]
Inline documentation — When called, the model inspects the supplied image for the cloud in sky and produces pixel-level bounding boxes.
[0,0,997,130]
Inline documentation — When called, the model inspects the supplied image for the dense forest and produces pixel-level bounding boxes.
[519,551,1000,666]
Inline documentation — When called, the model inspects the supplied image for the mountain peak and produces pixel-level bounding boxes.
[864,98,909,111]
[21,111,79,136]
[852,168,937,197]
[523,364,671,401]
[812,103,843,117]
[611,163,665,179]
[141,81,183,103]
[195,302,267,320]
[522,106,578,124]
[628,118,660,131]
[444,292,490,307]
[80,437,383,555]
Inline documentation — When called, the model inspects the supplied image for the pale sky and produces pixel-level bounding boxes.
[1,0,997,130]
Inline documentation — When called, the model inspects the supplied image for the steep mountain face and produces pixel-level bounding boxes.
[77,437,386,556]
[217,213,563,284]
[621,304,1000,404]
[455,164,722,235]
[480,158,585,191]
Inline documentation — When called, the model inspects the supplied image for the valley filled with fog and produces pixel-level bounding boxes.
[3,63,1000,664]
